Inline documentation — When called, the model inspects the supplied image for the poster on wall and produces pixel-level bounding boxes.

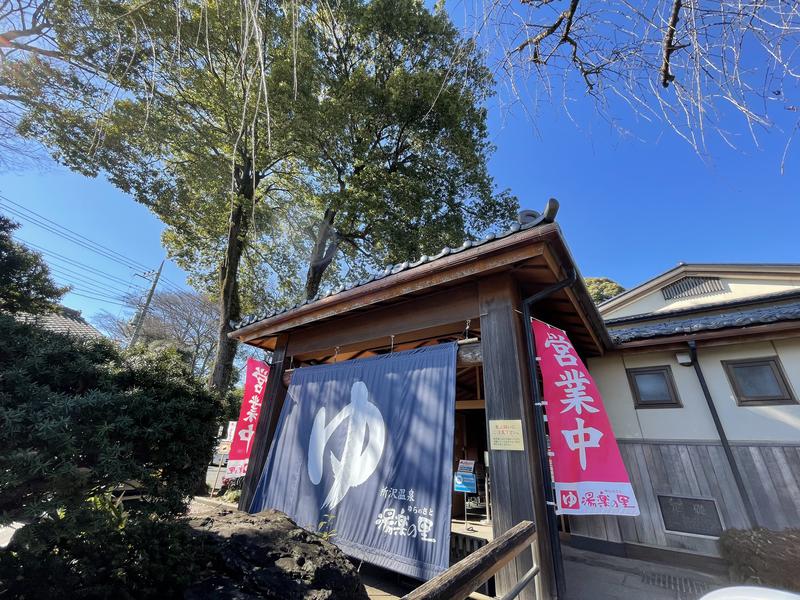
[249,344,457,580]
[225,358,270,479]
[532,319,639,516]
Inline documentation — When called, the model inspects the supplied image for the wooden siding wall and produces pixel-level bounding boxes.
[568,441,800,556]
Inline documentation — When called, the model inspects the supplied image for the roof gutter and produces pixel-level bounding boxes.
[520,271,577,599]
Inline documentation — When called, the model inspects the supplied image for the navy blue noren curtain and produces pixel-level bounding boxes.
[249,343,457,580]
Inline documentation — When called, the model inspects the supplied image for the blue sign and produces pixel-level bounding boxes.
[453,472,477,493]
[249,344,457,580]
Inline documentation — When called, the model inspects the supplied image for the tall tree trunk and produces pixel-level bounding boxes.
[209,198,247,395]
[209,158,255,396]
[304,207,338,299]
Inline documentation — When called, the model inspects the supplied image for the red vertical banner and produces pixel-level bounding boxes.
[532,319,639,516]
[225,358,270,479]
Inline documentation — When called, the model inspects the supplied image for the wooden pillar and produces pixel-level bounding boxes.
[239,333,290,512]
[479,274,554,600]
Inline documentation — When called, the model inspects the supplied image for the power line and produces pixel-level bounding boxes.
[52,278,134,303]
[1,196,214,313]
[49,264,142,298]
[53,277,129,302]
[55,281,138,307]
[1,202,144,272]
[66,291,135,308]
[0,195,150,271]
[7,206,200,303]
[19,238,147,290]
[0,200,149,272]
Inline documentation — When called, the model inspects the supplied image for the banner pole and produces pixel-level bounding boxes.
[210,461,223,497]
[521,272,576,599]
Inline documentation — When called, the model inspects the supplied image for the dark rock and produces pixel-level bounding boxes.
[185,575,262,599]
[185,508,369,600]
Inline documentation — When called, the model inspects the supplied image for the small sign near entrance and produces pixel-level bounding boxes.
[489,419,525,451]
[454,472,477,493]
[457,460,475,473]
[657,495,723,537]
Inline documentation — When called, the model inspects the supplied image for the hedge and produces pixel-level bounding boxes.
[720,528,800,592]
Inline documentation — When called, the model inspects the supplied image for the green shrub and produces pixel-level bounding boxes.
[0,313,221,522]
[0,313,221,597]
[0,501,207,599]
[720,528,800,592]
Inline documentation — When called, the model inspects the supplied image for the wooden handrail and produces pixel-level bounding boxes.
[402,521,537,600]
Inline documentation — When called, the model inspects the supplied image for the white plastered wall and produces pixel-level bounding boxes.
[693,339,800,443]
[587,351,718,441]
[588,337,800,443]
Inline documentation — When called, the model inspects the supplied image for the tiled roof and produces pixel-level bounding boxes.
[233,201,560,331]
[610,301,800,343]
[18,309,103,339]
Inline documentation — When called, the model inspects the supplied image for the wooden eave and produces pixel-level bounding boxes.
[230,223,610,358]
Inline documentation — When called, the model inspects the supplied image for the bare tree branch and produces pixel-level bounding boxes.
[485,0,800,159]
[659,0,685,88]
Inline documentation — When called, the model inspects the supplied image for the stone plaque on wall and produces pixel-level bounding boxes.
[657,495,723,537]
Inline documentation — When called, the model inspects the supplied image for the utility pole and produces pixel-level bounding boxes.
[129,260,164,347]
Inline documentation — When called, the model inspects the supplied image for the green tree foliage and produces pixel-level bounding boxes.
[0,313,220,523]
[10,0,301,395]
[296,0,517,298]
[0,214,66,314]
[584,277,625,304]
[4,0,516,395]
[222,386,244,422]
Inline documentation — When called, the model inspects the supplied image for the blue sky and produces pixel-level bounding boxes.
[1,36,798,322]
[486,96,799,284]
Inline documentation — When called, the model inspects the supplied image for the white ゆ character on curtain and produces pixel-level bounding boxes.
[308,381,386,509]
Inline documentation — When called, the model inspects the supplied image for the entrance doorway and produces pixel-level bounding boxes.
[453,365,490,528]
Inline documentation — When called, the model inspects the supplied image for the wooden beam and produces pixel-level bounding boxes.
[456,400,485,410]
[282,341,483,386]
[285,284,479,356]
[477,274,541,600]
[292,324,469,363]
[403,521,537,600]
[239,333,290,512]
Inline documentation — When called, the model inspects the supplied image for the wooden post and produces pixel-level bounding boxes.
[239,333,290,512]
[478,275,551,600]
